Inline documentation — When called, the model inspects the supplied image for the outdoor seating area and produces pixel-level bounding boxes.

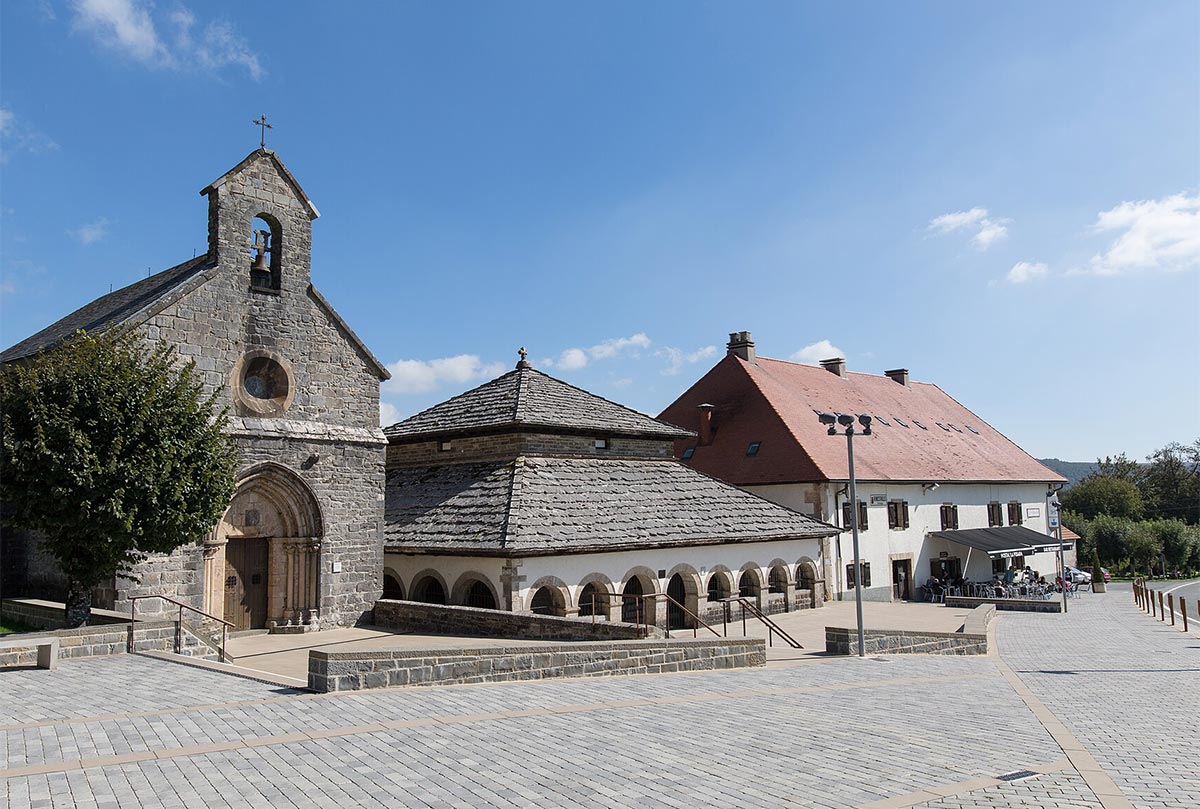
[921,576,1078,603]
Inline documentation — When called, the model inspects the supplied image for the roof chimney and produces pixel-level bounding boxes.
[697,403,715,446]
[819,357,846,378]
[726,331,755,363]
[884,368,909,386]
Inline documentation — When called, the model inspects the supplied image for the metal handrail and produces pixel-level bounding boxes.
[718,596,803,649]
[129,594,233,661]
[642,593,721,638]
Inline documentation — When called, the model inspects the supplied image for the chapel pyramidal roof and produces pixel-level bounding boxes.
[384,364,694,441]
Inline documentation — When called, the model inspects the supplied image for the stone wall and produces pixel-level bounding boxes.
[0,620,214,667]
[945,596,1063,613]
[309,637,767,692]
[373,599,654,641]
[825,626,988,656]
[1,599,129,631]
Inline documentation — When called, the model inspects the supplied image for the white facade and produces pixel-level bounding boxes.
[385,535,826,627]
[745,481,1068,601]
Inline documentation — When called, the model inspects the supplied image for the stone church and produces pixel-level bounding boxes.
[1,149,390,631]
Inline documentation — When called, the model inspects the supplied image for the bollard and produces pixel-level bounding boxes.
[1151,590,1156,617]
[1158,591,1165,621]
[1168,594,1175,625]
[1182,599,1188,632]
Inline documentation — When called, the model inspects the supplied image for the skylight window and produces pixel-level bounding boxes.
[936,422,950,431]
[913,420,928,430]
[681,447,695,460]
[948,424,962,433]
[966,425,980,435]
[746,442,762,457]
[894,417,909,428]
[875,416,890,426]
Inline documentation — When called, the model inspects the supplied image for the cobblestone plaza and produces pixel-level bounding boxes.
[2,585,1195,808]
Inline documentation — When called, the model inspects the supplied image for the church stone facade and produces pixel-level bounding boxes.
[1,149,390,631]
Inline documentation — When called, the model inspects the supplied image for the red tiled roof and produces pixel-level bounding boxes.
[1059,526,1082,542]
[658,354,1064,485]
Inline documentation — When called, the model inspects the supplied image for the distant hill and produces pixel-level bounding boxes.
[1038,458,1098,488]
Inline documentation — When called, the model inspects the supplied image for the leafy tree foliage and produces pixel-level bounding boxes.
[1141,441,1200,525]
[1143,519,1200,573]
[1061,475,1142,521]
[1123,522,1163,572]
[1,331,238,627]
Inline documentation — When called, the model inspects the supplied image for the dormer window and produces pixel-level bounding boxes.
[594,438,610,450]
[438,440,453,452]
[746,442,761,457]
[249,215,281,292]
[681,447,695,460]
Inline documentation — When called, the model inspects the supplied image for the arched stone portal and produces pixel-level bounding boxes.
[204,463,323,631]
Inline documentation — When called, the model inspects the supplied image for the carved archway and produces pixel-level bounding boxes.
[205,463,323,630]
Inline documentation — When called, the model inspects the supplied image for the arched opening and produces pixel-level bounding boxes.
[382,573,404,600]
[578,582,610,619]
[530,586,565,616]
[249,215,281,290]
[796,561,819,608]
[768,564,790,611]
[209,463,323,631]
[621,576,646,624]
[412,576,446,605]
[707,571,732,603]
[739,569,762,603]
[666,574,689,629]
[462,580,497,610]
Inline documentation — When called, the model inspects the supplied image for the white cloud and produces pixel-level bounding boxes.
[929,207,1009,251]
[790,339,845,365]
[1005,261,1048,284]
[554,332,652,371]
[1086,193,1200,276]
[383,354,506,395]
[0,107,59,164]
[70,217,111,245]
[379,401,402,427]
[658,344,718,375]
[557,348,589,370]
[71,0,262,79]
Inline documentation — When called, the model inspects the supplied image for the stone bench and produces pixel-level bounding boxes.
[0,635,60,669]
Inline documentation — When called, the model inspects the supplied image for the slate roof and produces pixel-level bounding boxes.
[659,354,1064,485]
[1,255,213,363]
[384,366,694,441]
[384,455,837,554]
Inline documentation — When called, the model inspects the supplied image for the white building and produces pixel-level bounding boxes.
[658,332,1069,602]
[381,354,839,628]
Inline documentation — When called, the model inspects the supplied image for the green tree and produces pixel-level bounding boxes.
[1088,514,1133,566]
[1140,440,1200,524]
[1096,452,1146,487]
[1124,522,1163,574]
[1,331,238,627]
[1143,519,1199,573]
[1061,475,1143,521]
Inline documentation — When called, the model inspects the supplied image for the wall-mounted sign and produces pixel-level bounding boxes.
[869,494,887,506]
[939,551,948,559]
[1026,507,1041,518]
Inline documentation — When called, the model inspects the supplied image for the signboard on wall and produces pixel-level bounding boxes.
[869,494,887,505]
[1026,507,1041,518]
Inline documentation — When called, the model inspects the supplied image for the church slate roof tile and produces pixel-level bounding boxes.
[0,255,213,363]
[384,455,837,554]
[384,367,694,441]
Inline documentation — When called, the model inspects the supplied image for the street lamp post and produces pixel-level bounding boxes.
[1049,493,1067,614]
[820,412,871,657]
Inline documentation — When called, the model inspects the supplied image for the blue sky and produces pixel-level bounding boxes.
[2,1,1197,461]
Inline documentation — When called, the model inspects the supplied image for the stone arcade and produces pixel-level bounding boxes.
[1,149,390,631]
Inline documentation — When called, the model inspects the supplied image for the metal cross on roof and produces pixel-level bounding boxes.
[517,347,530,369]
[252,114,273,148]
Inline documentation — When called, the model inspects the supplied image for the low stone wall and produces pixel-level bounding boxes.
[0,620,220,667]
[1,598,130,631]
[945,596,1063,613]
[309,637,766,692]
[825,626,988,656]
[962,604,997,635]
[373,599,655,641]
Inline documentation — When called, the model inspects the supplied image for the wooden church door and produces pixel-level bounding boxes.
[224,537,269,631]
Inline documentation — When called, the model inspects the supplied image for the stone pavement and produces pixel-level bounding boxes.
[1,586,1194,808]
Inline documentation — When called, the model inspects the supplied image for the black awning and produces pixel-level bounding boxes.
[928,526,1066,559]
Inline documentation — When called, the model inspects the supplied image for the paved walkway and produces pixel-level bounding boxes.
[1,587,1193,808]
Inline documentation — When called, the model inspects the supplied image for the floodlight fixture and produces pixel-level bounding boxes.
[837,413,854,427]
[818,412,837,425]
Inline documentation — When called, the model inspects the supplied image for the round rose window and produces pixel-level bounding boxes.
[233,350,294,417]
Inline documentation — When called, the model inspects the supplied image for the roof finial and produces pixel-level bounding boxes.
[252,114,273,149]
[517,346,530,369]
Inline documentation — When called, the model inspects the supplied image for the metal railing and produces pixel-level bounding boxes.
[129,595,233,661]
[718,596,803,648]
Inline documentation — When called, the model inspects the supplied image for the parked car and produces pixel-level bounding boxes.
[1065,566,1092,584]
[1079,565,1111,583]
